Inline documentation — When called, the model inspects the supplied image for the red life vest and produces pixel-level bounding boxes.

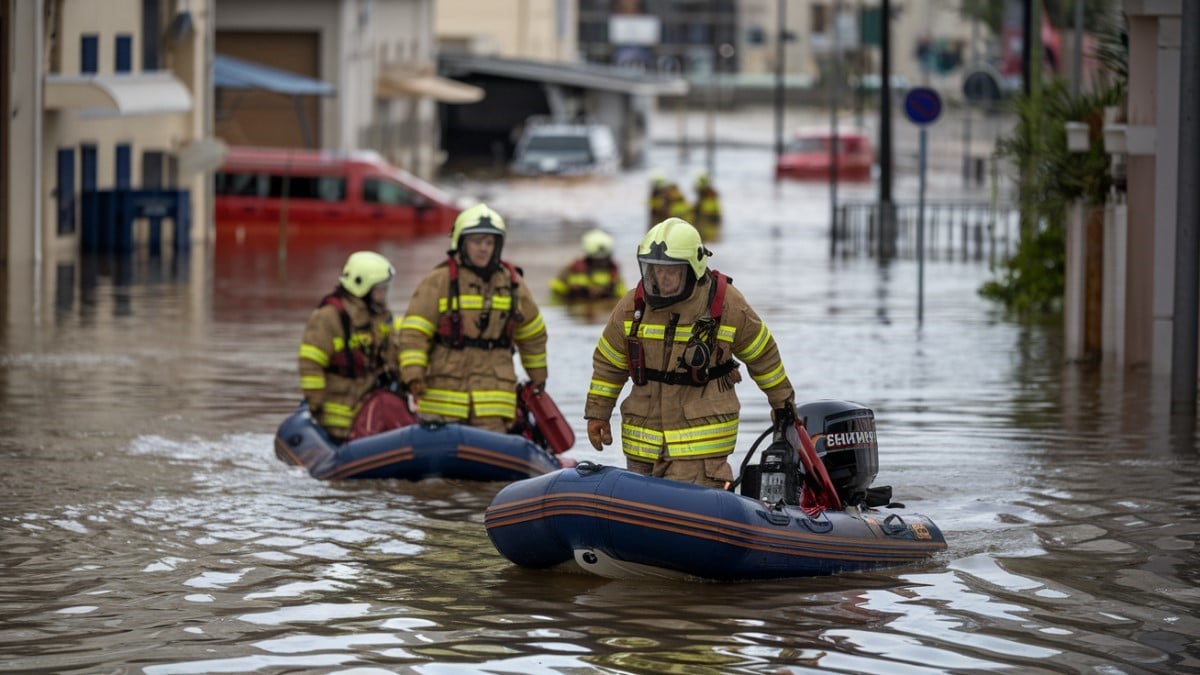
[435,256,523,350]
[318,292,377,378]
[566,258,620,299]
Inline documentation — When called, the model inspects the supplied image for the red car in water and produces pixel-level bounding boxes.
[214,146,463,246]
[775,129,875,182]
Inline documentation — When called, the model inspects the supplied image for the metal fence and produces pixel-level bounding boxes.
[833,200,1021,264]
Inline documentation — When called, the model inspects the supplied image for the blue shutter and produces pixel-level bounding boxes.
[115,144,132,189]
[57,148,76,235]
[80,34,99,74]
[115,34,133,73]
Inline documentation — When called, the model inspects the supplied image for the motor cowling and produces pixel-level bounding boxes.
[796,400,879,506]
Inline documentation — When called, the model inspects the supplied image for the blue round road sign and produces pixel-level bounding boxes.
[904,87,942,125]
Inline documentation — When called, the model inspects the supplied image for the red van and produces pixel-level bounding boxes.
[215,146,462,244]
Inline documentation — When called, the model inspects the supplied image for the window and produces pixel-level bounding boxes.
[56,148,76,235]
[362,178,416,206]
[266,175,346,201]
[143,0,161,70]
[80,34,99,74]
[811,4,829,34]
[142,151,164,189]
[214,172,267,197]
[115,144,132,189]
[115,34,133,73]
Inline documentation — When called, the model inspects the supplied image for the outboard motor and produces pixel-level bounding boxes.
[797,399,881,506]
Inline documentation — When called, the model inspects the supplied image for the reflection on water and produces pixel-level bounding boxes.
[1,140,1198,673]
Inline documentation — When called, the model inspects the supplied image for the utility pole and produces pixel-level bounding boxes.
[1021,0,1033,97]
[878,0,894,259]
[1171,0,1200,415]
[830,0,841,259]
[774,0,786,162]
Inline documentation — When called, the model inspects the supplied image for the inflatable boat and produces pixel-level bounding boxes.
[274,386,575,481]
[485,400,947,581]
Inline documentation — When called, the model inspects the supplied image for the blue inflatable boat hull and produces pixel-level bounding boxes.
[485,464,947,581]
[274,405,565,481]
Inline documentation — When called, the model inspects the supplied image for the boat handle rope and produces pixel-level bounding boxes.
[882,513,908,535]
[575,460,605,475]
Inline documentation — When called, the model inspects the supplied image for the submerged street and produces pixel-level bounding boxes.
[1,107,1197,673]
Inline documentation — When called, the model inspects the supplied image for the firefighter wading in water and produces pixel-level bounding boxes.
[398,204,548,433]
[585,218,796,488]
[549,228,627,303]
[298,251,400,443]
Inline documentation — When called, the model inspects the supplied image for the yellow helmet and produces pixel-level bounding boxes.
[695,172,710,190]
[581,228,614,258]
[340,251,395,297]
[449,203,507,253]
[638,218,710,279]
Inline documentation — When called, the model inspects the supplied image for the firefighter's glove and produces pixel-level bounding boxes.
[530,378,546,394]
[405,378,426,397]
[771,401,797,430]
[587,419,612,452]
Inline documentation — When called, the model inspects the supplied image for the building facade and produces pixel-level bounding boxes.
[2,0,213,270]
[214,0,479,181]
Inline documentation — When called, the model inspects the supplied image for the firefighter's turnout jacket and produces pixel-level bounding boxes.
[298,292,398,441]
[693,186,722,237]
[584,271,794,463]
[399,260,547,423]
[549,257,627,302]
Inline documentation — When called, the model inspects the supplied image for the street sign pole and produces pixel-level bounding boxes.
[903,86,942,325]
[917,126,927,323]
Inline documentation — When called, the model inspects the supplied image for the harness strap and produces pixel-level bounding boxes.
[436,256,522,350]
[643,359,737,386]
[628,270,734,386]
[319,293,360,379]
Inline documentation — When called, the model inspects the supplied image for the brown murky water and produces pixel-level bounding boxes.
[2,118,1198,673]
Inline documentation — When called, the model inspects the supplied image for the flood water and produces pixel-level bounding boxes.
[2,109,1199,674]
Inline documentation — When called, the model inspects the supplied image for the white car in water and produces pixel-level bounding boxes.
[510,120,620,177]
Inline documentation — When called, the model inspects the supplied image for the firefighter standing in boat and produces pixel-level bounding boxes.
[298,251,401,443]
[584,218,796,488]
[398,204,549,433]
[549,228,627,303]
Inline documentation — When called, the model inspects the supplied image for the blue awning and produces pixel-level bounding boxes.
[214,54,335,97]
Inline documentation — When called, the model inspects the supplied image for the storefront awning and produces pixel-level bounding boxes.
[214,54,334,97]
[376,67,484,104]
[44,72,193,116]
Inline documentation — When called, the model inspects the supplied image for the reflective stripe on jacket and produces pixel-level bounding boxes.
[549,258,627,301]
[694,188,722,229]
[584,273,794,462]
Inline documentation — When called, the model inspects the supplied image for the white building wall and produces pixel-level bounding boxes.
[215,0,444,177]
[436,0,576,61]
[38,0,212,255]
[5,0,42,315]
[1150,14,1181,375]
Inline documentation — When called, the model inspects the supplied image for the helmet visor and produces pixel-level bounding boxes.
[640,260,689,302]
